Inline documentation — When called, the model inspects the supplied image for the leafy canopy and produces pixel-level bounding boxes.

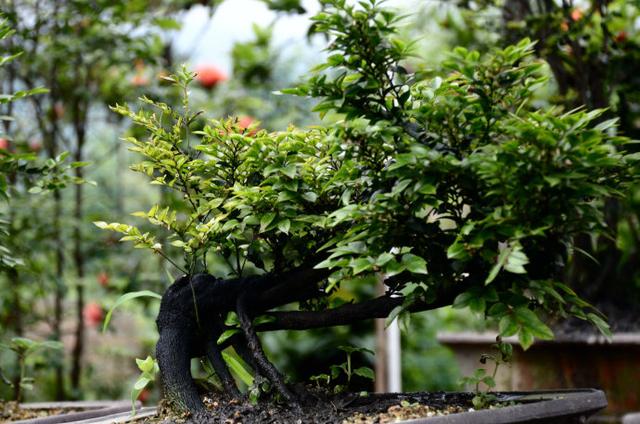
[98,0,638,349]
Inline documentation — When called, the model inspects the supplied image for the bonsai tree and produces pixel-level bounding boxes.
[414,0,640,325]
[97,0,638,415]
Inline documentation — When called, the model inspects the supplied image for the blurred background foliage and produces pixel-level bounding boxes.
[0,0,639,403]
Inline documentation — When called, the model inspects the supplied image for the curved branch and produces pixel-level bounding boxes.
[256,283,464,332]
[258,295,404,331]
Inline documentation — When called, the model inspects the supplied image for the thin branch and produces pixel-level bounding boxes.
[155,249,188,275]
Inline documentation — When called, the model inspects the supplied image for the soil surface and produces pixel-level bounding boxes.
[0,401,83,422]
[142,390,476,424]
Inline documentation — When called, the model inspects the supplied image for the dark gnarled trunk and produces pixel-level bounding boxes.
[154,270,462,415]
[154,270,326,414]
[155,274,248,414]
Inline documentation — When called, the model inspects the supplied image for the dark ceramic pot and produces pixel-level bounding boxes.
[405,389,606,423]
[12,400,154,424]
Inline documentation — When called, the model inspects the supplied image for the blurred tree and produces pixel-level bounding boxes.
[449,0,640,328]
[1,0,183,398]
[0,17,86,401]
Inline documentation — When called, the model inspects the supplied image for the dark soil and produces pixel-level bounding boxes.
[142,390,475,424]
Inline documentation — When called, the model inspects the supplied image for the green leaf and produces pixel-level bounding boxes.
[383,259,405,277]
[281,164,297,179]
[153,17,181,30]
[225,312,239,326]
[217,329,241,345]
[518,328,535,350]
[136,356,156,373]
[481,376,496,389]
[499,315,518,337]
[587,313,612,339]
[222,350,254,387]
[277,219,291,234]
[401,253,428,274]
[260,213,276,232]
[486,242,529,284]
[302,192,317,202]
[486,248,509,285]
[515,308,553,340]
[353,367,375,380]
[505,249,529,274]
[133,376,151,391]
[70,161,91,168]
[452,292,473,309]
[102,291,162,333]
[351,257,373,275]
[253,315,276,326]
[375,252,394,266]
[385,305,404,328]
[447,241,467,260]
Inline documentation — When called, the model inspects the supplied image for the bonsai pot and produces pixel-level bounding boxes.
[116,389,604,423]
[405,389,606,423]
[10,400,154,424]
[438,331,640,421]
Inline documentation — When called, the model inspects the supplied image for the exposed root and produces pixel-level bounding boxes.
[204,337,240,397]
[156,274,306,415]
[236,294,301,410]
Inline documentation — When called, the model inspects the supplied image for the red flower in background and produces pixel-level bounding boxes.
[195,65,227,89]
[137,388,150,403]
[97,272,109,287]
[131,74,149,87]
[54,102,65,119]
[570,8,583,22]
[0,138,8,150]
[238,116,258,136]
[29,140,42,152]
[238,115,254,129]
[132,60,149,87]
[614,31,628,44]
[83,302,104,327]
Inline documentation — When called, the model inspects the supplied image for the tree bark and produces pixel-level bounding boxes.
[52,189,66,400]
[70,97,87,394]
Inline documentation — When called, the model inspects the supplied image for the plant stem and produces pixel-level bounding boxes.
[16,354,25,403]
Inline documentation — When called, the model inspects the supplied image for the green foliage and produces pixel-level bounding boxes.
[131,356,159,412]
[221,350,254,387]
[103,0,637,354]
[443,0,640,311]
[232,24,277,87]
[460,339,512,409]
[0,18,89,272]
[102,290,162,333]
[0,0,194,400]
[0,337,63,402]
[311,345,374,394]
